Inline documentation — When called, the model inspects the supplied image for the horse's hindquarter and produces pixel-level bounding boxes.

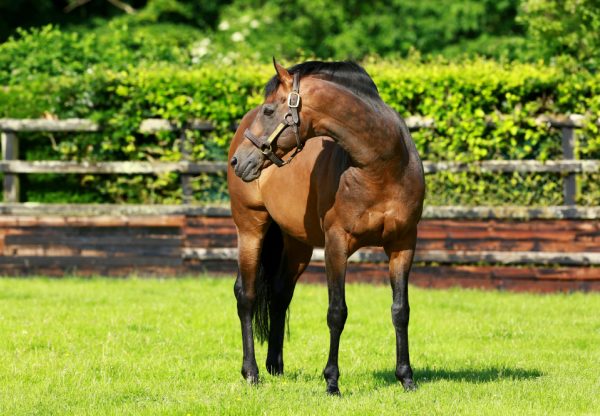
[322,142,425,252]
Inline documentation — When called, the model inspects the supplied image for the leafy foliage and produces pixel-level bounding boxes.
[1,3,598,207]
[0,24,199,85]
[0,0,132,41]
[0,0,226,41]
[1,59,598,205]
[201,0,525,62]
[2,0,599,67]
[1,0,526,62]
[518,0,600,69]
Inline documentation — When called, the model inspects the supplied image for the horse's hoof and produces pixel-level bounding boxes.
[326,385,341,396]
[401,379,417,391]
[266,361,284,376]
[245,375,259,385]
[242,367,259,385]
[396,365,415,391]
[266,366,284,376]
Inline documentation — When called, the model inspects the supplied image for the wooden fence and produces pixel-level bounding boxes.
[0,115,599,291]
[1,115,599,204]
[0,206,597,292]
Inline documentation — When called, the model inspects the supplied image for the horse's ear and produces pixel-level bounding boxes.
[273,57,292,87]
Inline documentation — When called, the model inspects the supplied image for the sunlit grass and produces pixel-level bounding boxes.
[0,277,598,415]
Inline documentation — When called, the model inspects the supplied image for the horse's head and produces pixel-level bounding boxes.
[231,59,311,182]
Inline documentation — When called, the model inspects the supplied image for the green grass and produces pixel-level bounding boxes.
[0,277,599,415]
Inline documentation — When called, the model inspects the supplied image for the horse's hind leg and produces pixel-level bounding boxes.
[266,235,313,375]
[385,229,418,391]
[233,215,271,384]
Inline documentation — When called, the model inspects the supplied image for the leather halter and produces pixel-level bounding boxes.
[243,72,303,167]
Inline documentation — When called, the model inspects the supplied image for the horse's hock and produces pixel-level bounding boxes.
[0,117,599,292]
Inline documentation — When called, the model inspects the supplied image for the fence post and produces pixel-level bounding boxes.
[179,125,193,204]
[561,126,576,205]
[1,131,19,202]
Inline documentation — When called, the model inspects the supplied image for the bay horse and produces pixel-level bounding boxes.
[227,60,425,395]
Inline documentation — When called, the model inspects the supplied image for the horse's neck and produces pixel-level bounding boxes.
[311,85,407,170]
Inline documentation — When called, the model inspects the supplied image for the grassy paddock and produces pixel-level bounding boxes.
[0,277,598,415]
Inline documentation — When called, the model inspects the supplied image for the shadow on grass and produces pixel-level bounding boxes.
[281,370,321,383]
[373,367,543,386]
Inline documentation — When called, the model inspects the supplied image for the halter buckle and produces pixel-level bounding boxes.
[287,91,300,108]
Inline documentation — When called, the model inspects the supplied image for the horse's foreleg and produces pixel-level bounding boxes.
[385,230,417,391]
[266,236,313,375]
[234,227,269,384]
[322,233,348,395]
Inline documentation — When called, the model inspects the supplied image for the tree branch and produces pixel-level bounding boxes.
[64,0,93,13]
[64,0,136,15]
[106,0,136,14]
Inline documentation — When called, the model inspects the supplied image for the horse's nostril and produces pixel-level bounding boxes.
[230,157,238,167]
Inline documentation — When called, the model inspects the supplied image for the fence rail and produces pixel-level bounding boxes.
[1,115,598,132]
[183,247,600,266]
[0,160,229,174]
[0,209,597,291]
[0,159,598,175]
[1,114,599,205]
[0,203,598,219]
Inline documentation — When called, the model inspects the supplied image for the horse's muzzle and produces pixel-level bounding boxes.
[233,153,262,182]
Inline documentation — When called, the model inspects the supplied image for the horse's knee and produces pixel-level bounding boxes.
[391,303,409,327]
[235,283,256,314]
[327,304,348,330]
[233,276,243,300]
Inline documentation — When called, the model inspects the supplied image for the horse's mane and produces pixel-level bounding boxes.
[265,60,381,103]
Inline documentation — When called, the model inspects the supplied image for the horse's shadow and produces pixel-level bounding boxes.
[373,367,543,386]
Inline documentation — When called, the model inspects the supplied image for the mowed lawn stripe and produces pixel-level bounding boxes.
[0,277,598,415]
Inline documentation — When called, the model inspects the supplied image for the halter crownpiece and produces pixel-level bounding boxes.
[243,72,303,167]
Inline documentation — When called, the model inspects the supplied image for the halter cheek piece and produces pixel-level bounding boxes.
[243,72,304,167]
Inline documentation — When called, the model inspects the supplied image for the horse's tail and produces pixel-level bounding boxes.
[253,221,285,344]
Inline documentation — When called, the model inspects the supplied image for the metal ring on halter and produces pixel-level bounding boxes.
[284,113,294,125]
[260,143,273,155]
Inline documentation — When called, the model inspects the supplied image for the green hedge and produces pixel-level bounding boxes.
[1,60,599,205]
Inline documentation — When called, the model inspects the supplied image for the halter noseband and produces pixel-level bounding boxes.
[243,72,304,167]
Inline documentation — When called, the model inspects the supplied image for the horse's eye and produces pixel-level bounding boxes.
[263,106,274,116]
